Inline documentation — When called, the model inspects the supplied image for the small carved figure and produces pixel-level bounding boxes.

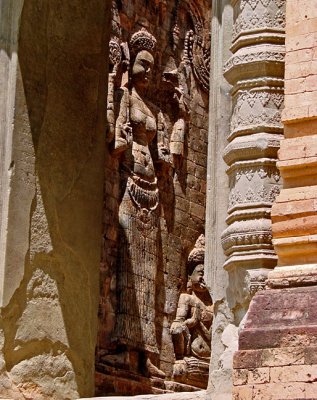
[162,69,188,157]
[106,37,122,143]
[170,235,213,388]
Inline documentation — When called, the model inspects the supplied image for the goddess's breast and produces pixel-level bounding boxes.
[130,99,156,144]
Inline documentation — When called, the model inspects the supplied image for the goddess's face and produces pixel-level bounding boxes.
[190,264,206,292]
[131,50,154,88]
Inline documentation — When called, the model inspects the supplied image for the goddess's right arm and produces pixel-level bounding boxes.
[111,88,132,157]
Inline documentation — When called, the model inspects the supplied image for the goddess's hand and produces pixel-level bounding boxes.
[121,122,132,145]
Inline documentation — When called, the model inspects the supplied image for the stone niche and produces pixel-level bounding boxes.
[96,0,212,395]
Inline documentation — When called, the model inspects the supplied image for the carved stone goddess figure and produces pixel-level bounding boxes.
[110,27,166,378]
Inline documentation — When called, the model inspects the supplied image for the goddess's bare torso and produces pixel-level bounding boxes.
[123,90,157,181]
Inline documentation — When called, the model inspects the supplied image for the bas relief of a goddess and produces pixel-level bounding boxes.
[106,27,168,378]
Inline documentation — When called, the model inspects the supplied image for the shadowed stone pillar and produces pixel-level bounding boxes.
[233,1,317,398]
[205,1,234,399]
[222,0,285,325]
[0,0,28,309]
[0,2,110,398]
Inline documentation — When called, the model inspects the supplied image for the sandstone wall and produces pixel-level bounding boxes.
[0,1,110,398]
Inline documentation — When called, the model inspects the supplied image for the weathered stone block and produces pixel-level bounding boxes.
[233,350,263,370]
[261,348,306,367]
[304,346,317,364]
[270,365,317,383]
[248,368,270,385]
[252,382,306,399]
[233,369,248,386]
[232,385,253,400]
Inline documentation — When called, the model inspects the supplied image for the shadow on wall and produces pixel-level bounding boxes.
[0,1,111,399]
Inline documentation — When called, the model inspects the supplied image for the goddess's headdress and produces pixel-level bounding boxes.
[187,234,205,275]
[130,27,157,55]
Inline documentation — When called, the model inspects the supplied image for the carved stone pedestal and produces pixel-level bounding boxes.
[95,363,200,396]
[95,363,169,396]
[173,358,209,389]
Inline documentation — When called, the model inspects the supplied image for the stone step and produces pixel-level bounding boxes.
[80,390,206,400]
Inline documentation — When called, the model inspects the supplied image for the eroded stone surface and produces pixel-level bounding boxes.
[234,287,317,397]
[10,354,77,400]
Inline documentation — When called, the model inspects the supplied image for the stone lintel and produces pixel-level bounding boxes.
[268,264,317,287]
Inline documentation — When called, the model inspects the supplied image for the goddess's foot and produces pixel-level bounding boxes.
[100,351,129,368]
[144,357,166,379]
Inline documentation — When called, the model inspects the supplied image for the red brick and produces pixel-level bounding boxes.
[271,199,317,222]
[261,348,305,368]
[284,120,317,138]
[306,382,317,398]
[285,48,313,65]
[272,215,317,237]
[277,135,317,161]
[275,185,317,202]
[285,77,306,94]
[282,105,309,123]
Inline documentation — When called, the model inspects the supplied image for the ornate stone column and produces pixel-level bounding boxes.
[233,1,317,397]
[222,0,285,317]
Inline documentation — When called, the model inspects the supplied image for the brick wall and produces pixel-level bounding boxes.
[283,0,317,124]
